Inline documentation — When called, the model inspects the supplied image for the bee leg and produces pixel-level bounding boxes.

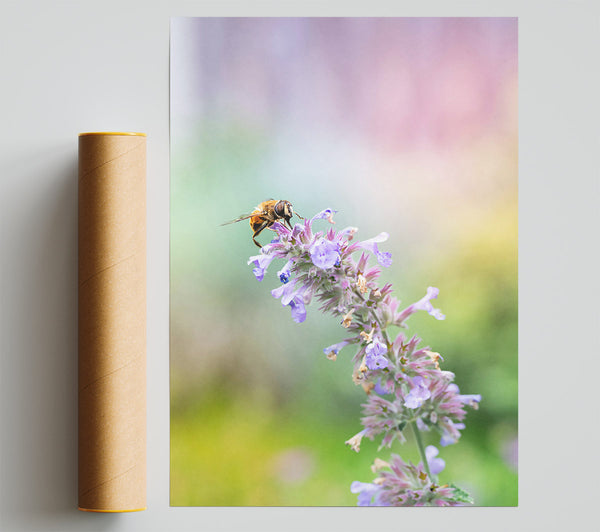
[252,221,270,248]
[284,217,293,230]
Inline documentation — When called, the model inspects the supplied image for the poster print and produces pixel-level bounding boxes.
[170,17,517,506]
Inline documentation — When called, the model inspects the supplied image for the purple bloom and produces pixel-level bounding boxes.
[413,287,445,319]
[289,297,306,323]
[457,394,481,408]
[271,279,299,304]
[311,208,337,224]
[350,481,385,506]
[290,222,305,239]
[309,237,340,269]
[247,252,276,281]
[374,378,394,395]
[447,384,482,409]
[252,266,265,281]
[440,420,466,446]
[358,232,393,267]
[425,445,445,475]
[404,376,432,409]
[372,244,392,267]
[323,339,353,359]
[271,278,309,323]
[365,340,389,370]
[339,226,358,239]
[416,417,430,432]
[269,221,291,238]
[396,286,445,323]
[271,279,310,324]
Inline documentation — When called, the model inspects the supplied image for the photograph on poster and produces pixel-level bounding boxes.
[170,17,517,506]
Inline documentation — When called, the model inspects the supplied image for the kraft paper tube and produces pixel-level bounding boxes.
[78,132,146,512]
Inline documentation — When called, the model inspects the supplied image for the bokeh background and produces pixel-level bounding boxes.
[170,17,517,506]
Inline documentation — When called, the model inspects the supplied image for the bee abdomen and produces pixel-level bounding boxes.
[250,216,265,231]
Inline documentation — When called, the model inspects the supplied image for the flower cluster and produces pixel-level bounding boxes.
[247,208,480,506]
[351,451,473,507]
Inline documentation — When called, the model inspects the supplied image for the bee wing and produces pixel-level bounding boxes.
[220,213,256,226]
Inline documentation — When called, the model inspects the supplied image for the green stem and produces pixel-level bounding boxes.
[353,288,391,345]
[411,421,432,480]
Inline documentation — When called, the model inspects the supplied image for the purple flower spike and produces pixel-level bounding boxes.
[425,445,446,475]
[404,376,432,409]
[243,208,480,506]
[309,237,340,269]
[365,340,389,370]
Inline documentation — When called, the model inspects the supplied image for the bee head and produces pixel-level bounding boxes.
[275,200,294,221]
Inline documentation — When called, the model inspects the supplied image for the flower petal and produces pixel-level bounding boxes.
[309,238,340,269]
[357,233,392,267]
[289,297,306,323]
[312,208,337,224]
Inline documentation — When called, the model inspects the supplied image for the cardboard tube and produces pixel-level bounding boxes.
[78,132,146,512]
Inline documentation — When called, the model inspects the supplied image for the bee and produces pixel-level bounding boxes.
[221,199,301,247]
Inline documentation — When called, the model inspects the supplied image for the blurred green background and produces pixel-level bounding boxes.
[170,17,517,506]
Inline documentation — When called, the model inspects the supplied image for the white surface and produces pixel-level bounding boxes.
[1,1,598,531]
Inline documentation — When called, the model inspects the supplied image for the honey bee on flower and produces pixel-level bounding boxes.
[221,199,302,247]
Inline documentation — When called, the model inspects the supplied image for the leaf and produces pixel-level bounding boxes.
[448,483,474,505]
